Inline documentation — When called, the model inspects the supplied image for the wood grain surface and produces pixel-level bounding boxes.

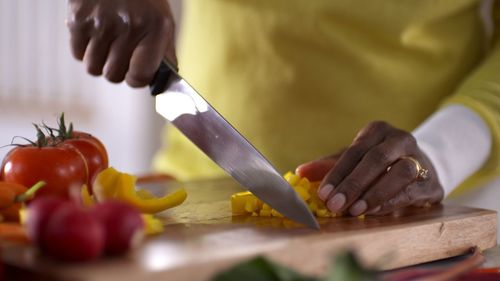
[1,178,497,281]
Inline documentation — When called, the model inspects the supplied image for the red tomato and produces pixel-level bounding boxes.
[65,139,107,189]
[64,132,108,191]
[71,131,108,159]
[0,144,88,199]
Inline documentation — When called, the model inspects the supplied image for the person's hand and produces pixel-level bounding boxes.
[296,121,444,216]
[66,0,176,87]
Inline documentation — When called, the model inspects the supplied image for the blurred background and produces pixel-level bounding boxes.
[0,0,182,174]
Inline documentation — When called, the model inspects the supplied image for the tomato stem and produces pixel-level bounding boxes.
[34,124,48,148]
[15,181,46,202]
[55,112,75,140]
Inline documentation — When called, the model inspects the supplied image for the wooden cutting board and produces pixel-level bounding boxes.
[1,178,497,281]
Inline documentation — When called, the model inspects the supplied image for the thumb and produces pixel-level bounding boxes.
[295,157,337,182]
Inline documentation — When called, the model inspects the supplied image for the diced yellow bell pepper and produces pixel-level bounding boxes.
[244,197,261,213]
[262,203,271,211]
[271,209,284,218]
[294,186,310,201]
[142,214,164,235]
[283,171,300,186]
[231,191,256,215]
[297,177,311,191]
[259,209,272,217]
[230,172,366,221]
[308,201,318,212]
[316,209,331,217]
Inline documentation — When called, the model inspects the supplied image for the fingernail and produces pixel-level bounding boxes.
[318,184,334,200]
[327,193,346,212]
[350,200,368,216]
[366,205,381,215]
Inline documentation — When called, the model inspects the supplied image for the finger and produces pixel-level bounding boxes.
[296,157,338,182]
[327,136,411,214]
[319,122,389,197]
[372,183,419,215]
[103,35,139,83]
[125,19,175,87]
[350,157,418,216]
[318,141,381,200]
[66,14,93,60]
[318,122,392,212]
[69,32,91,61]
[82,13,125,76]
[83,35,115,76]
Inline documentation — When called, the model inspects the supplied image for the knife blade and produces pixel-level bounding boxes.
[149,60,319,229]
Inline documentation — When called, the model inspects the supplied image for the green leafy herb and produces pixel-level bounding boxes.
[212,256,318,281]
[211,251,376,281]
[325,252,374,281]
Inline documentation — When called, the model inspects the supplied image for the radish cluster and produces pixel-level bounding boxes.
[26,198,144,261]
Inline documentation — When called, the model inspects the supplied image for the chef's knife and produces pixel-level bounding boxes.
[150,60,319,229]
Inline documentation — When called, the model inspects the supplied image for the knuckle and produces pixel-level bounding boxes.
[130,15,150,32]
[130,13,172,32]
[94,16,122,38]
[342,178,364,194]
[346,144,365,161]
[367,147,391,166]
[323,170,343,187]
[158,16,175,33]
[371,188,390,201]
[400,132,417,147]
[67,18,90,33]
[368,120,390,131]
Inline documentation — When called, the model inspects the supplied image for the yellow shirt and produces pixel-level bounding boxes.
[153,0,500,195]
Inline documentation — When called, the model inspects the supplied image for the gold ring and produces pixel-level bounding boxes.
[400,156,428,181]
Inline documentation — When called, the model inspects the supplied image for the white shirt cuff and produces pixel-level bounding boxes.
[412,105,492,197]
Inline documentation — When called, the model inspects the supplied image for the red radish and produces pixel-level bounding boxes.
[42,203,104,261]
[91,201,144,255]
[26,197,68,244]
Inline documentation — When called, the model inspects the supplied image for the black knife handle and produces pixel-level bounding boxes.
[149,60,179,96]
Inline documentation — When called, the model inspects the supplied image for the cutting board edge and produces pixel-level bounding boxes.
[118,209,498,281]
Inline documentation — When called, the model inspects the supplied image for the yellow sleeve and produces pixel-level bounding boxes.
[444,4,500,196]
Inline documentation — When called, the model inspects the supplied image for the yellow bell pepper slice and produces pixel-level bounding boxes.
[93,167,187,214]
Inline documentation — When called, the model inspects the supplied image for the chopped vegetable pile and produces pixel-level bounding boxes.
[231,172,361,219]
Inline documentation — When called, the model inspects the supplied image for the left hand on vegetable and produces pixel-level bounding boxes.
[297,121,444,216]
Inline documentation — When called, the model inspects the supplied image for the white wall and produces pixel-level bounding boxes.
[0,0,182,174]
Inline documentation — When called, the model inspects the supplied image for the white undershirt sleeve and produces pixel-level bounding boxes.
[412,105,492,197]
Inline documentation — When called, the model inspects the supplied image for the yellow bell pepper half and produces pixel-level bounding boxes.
[231,172,339,218]
[93,167,187,214]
